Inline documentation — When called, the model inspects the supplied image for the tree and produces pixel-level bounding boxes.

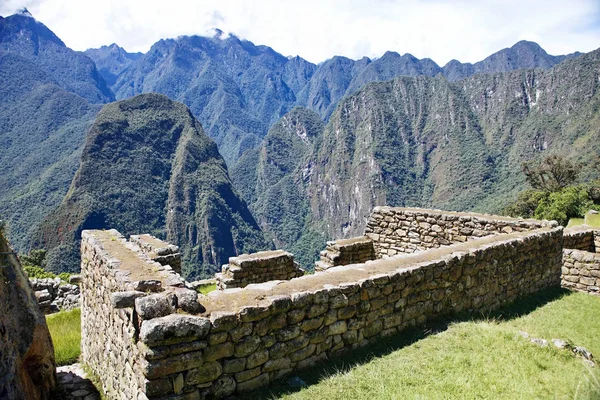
[522,155,579,192]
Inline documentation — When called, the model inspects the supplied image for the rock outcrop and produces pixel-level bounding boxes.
[0,230,56,399]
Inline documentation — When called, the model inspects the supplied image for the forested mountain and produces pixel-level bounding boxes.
[84,43,142,87]
[0,10,108,252]
[231,48,600,266]
[1,9,596,275]
[0,9,113,104]
[34,93,269,278]
[101,31,577,165]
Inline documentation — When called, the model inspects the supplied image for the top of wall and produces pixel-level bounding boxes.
[83,229,185,291]
[372,206,557,227]
[202,227,560,315]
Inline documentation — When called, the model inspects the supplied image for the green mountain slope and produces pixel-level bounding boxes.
[34,93,269,278]
[0,52,100,251]
[232,48,600,268]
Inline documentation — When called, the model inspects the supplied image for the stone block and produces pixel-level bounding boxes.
[140,314,210,346]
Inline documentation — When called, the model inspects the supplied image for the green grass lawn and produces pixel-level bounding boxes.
[569,214,600,228]
[46,308,81,366]
[250,289,600,399]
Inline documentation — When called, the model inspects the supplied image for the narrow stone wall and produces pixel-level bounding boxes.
[315,236,375,272]
[81,226,563,399]
[80,229,193,399]
[30,277,80,314]
[563,228,596,252]
[562,249,600,295]
[365,206,556,257]
[130,234,182,274]
[215,250,304,290]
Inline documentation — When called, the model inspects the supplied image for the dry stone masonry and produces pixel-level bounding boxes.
[562,227,600,295]
[30,277,80,314]
[80,207,567,399]
[215,250,304,290]
[315,236,375,272]
[365,206,555,257]
[130,234,182,274]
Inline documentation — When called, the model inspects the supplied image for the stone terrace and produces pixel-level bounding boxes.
[80,207,566,399]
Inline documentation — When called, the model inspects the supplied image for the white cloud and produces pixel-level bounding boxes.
[1,0,599,65]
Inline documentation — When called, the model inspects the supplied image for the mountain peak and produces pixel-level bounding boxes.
[16,8,33,18]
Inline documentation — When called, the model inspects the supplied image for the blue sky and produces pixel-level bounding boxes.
[1,0,599,65]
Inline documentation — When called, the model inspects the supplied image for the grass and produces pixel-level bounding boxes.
[46,308,81,366]
[196,283,216,295]
[249,288,600,400]
[568,214,600,227]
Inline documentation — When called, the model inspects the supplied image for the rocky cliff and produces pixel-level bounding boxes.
[232,48,600,268]
[0,229,56,400]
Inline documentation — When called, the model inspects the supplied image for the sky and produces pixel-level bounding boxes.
[1,0,599,65]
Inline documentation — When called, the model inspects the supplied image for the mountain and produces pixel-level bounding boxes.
[442,40,581,81]
[34,93,269,278]
[231,48,600,267]
[106,32,580,166]
[84,43,142,87]
[0,9,114,104]
[110,34,304,164]
[0,53,100,252]
[231,107,326,267]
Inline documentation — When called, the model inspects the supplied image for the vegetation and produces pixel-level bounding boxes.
[37,94,268,279]
[46,308,81,366]
[504,156,600,225]
[195,283,216,295]
[249,289,600,399]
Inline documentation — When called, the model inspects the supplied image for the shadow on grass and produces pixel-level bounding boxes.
[246,286,571,399]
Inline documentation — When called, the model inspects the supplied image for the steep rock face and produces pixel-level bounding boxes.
[0,229,56,400]
[232,107,326,266]
[233,48,600,267]
[0,9,114,104]
[35,93,268,278]
[84,43,142,88]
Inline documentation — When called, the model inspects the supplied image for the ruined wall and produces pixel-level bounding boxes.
[81,226,563,399]
[215,250,304,290]
[30,277,80,314]
[365,207,556,257]
[130,234,182,274]
[563,228,596,252]
[315,236,375,272]
[561,228,599,295]
[80,229,194,399]
[562,249,600,295]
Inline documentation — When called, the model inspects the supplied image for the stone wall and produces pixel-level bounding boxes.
[365,206,555,257]
[30,277,80,314]
[561,249,600,295]
[563,228,596,252]
[80,229,194,399]
[315,236,375,272]
[81,225,562,399]
[215,250,304,290]
[130,234,182,274]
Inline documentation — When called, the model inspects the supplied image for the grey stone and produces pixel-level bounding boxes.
[140,314,211,346]
[111,291,146,308]
[135,293,176,320]
[175,289,205,314]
